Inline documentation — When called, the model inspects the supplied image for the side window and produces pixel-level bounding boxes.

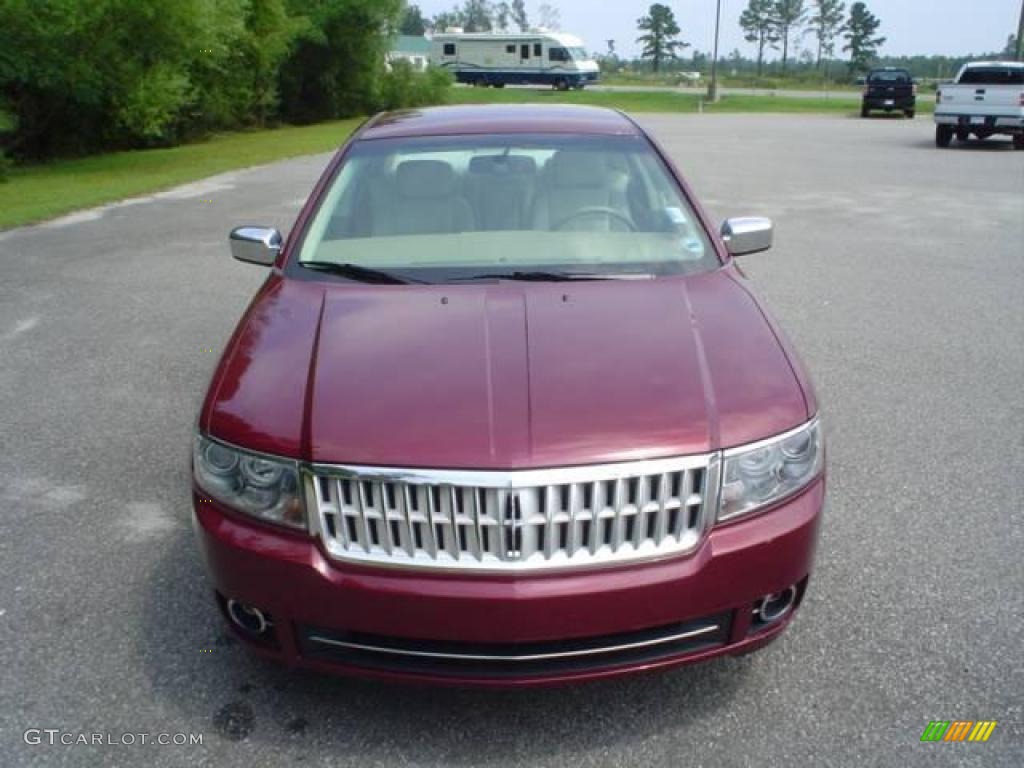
[549,47,568,63]
[505,44,515,54]
[520,44,530,59]
[534,43,542,57]
[443,43,456,56]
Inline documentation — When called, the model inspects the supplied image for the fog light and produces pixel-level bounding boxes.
[226,599,271,637]
[756,586,797,624]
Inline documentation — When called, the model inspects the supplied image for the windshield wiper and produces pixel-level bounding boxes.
[301,261,425,284]
[449,271,652,283]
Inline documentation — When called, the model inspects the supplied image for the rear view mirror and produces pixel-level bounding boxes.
[230,226,282,266]
[721,217,773,257]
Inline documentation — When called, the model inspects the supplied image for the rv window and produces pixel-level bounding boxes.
[521,44,530,58]
[506,44,515,54]
[443,43,456,56]
[549,47,569,62]
[534,43,542,57]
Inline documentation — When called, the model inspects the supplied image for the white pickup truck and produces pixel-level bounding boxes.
[934,61,1024,149]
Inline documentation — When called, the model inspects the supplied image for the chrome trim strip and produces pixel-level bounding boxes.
[308,452,714,488]
[307,623,721,663]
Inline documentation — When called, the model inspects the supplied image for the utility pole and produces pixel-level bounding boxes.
[708,0,722,102]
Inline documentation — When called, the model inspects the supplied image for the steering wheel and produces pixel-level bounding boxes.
[552,207,637,232]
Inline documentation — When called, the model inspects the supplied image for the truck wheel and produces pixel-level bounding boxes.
[493,83,505,89]
[935,125,953,148]
[905,110,915,119]
[955,129,969,142]
[860,106,869,118]
[1013,134,1024,150]
[554,79,569,92]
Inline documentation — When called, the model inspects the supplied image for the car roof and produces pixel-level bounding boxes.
[962,60,1024,69]
[358,105,642,141]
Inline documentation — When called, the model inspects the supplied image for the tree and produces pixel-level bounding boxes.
[510,0,529,31]
[636,4,688,73]
[400,4,427,35]
[278,0,404,124]
[772,0,806,71]
[1,0,223,156]
[432,11,464,31]
[806,0,845,68]
[461,0,493,32]
[606,39,617,57]
[236,0,306,128]
[494,1,511,31]
[537,3,561,31]
[843,1,885,73]
[1002,34,1018,58]
[739,0,779,76]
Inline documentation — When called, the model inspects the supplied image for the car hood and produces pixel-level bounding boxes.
[204,270,811,468]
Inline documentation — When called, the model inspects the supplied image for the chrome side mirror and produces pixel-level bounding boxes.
[721,217,773,257]
[230,226,282,266]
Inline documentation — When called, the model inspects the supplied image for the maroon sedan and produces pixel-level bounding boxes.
[193,105,824,686]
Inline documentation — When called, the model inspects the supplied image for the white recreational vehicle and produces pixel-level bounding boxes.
[430,31,600,90]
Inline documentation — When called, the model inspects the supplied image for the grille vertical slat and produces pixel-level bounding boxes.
[544,486,556,560]
[565,483,580,557]
[355,481,371,552]
[674,471,694,538]
[424,485,439,559]
[654,473,670,545]
[314,456,713,571]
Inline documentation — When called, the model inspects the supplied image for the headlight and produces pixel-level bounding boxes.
[193,436,306,530]
[718,418,823,523]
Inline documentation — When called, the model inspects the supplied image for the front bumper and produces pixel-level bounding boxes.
[194,478,823,687]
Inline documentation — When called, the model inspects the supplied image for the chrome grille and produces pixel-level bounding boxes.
[308,455,718,572]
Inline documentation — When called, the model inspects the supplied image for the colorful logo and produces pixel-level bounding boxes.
[921,721,997,743]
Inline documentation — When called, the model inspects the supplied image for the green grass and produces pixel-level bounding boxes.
[601,73,862,92]
[445,87,934,115]
[0,118,362,230]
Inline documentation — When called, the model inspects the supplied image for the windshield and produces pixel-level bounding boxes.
[568,47,588,60]
[869,71,910,84]
[958,67,1024,85]
[296,134,717,283]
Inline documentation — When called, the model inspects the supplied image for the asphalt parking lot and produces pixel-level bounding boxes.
[1,114,1021,767]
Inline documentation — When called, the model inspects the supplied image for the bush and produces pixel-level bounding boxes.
[0,0,402,159]
[377,62,453,112]
[0,0,450,162]
[0,149,11,182]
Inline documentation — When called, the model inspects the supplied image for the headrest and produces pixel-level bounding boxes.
[396,160,456,198]
[468,155,537,176]
[547,151,609,188]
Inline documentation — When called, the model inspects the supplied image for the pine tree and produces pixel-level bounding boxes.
[843,1,885,73]
[739,0,779,76]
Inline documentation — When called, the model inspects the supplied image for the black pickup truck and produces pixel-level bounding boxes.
[861,68,916,118]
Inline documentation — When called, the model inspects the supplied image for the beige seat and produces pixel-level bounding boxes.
[530,150,632,231]
[372,160,475,236]
[466,155,537,231]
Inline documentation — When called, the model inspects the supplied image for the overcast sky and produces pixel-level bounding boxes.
[414,1,1021,59]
